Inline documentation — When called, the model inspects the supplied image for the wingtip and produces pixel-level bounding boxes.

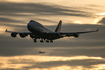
[5,29,7,32]
[60,20,62,23]
[96,29,99,32]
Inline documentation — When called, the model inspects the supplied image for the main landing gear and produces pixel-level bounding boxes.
[33,39,53,43]
[34,39,37,43]
[40,40,44,43]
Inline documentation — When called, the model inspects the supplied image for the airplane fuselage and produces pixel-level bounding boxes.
[27,20,55,40]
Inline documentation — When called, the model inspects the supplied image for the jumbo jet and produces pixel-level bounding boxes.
[5,20,99,43]
[39,51,46,54]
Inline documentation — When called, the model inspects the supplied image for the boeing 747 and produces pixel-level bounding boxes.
[5,20,99,43]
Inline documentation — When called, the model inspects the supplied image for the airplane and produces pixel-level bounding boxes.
[5,20,99,43]
[39,51,46,54]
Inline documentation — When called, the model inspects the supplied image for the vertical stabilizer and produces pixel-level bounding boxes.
[55,20,62,32]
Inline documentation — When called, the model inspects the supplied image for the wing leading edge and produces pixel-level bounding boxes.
[60,29,99,37]
[5,29,31,38]
[5,29,31,34]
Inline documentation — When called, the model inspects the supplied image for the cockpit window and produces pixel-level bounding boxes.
[30,20,35,22]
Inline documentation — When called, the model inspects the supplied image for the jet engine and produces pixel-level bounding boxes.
[11,33,17,37]
[74,33,79,38]
[19,33,26,38]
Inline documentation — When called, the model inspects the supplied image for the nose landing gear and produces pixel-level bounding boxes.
[40,40,44,43]
[34,39,37,43]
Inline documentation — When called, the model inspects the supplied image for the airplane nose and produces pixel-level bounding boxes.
[27,22,33,31]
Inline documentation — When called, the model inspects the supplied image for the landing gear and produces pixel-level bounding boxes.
[46,40,53,43]
[46,40,49,43]
[40,40,44,43]
[50,40,53,43]
[33,38,53,43]
[34,39,37,43]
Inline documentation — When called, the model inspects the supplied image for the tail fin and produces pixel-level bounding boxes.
[5,29,7,32]
[55,20,62,32]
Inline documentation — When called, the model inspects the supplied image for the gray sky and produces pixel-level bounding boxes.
[0,0,105,70]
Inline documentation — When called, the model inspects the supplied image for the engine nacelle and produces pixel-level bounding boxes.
[74,33,79,38]
[19,33,26,38]
[11,33,17,37]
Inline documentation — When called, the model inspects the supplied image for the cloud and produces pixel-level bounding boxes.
[0,2,94,18]
[98,17,105,24]
[27,59,105,69]
[0,55,105,70]
[0,2,99,30]
[0,17,22,23]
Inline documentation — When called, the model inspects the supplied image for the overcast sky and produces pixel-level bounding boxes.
[0,0,105,70]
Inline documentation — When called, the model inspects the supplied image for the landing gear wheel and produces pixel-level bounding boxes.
[46,40,49,43]
[34,39,37,43]
[50,40,53,43]
[40,40,44,43]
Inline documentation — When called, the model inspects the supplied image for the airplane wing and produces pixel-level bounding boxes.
[5,29,31,34]
[5,29,31,38]
[60,29,99,37]
[77,29,99,34]
[5,28,99,42]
